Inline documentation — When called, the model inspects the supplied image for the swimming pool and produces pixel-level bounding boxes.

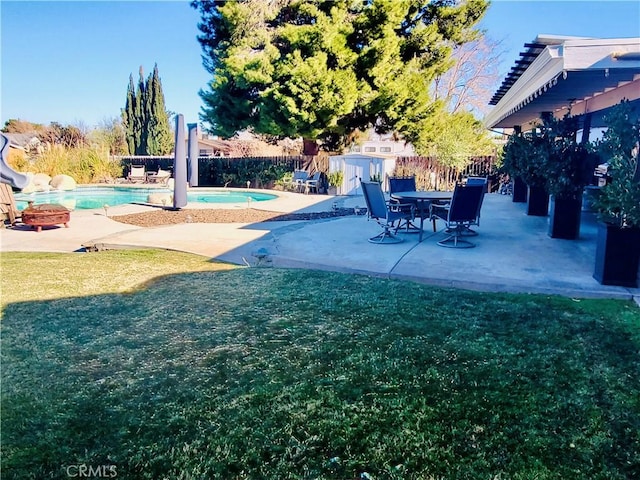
[14,187,278,210]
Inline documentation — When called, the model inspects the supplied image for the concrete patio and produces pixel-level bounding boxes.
[1,190,638,302]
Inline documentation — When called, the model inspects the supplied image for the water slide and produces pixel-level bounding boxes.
[1,133,29,189]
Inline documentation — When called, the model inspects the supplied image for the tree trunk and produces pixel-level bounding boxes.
[302,138,319,156]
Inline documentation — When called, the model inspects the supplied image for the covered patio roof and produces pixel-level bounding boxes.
[485,35,640,130]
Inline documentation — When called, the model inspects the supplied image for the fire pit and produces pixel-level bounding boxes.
[22,203,70,232]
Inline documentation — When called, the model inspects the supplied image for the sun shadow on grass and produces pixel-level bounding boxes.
[2,268,640,479]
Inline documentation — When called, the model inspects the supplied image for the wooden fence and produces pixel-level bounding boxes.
[395,155,499,191]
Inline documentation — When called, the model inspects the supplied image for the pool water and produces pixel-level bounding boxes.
[14,187,278,210]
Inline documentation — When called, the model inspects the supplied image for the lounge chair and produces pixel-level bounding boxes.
[305,172,322,194]
[128,165,147,183]
[290,170,309,192]
[430,182,485,248]
[360,180,414,244]
[148,168,171,185]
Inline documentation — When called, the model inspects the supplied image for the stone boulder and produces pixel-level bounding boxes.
[58,199,77,211]
[147,193,173,206]
[21,173,52,193]
[33,173,52,188]
[50,174,77,190]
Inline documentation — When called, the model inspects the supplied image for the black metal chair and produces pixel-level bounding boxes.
[388,175,422,233]
[460,176,487,235]
[389,176,416,194]
[430,183,485,248]
[465,176,488,192]
[360,180,414,244]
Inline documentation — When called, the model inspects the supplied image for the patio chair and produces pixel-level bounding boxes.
[149,168,171,186]
[388,175,422,233]
[430,182,485,248]
[128,165,147,183]
[429,176,488,234]
[290,170,309,192]
[465,176,488,191]
[460,177,487,234]
[360,180,414,244]
[305,171,322,194]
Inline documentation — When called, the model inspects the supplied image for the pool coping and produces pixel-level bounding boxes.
[13,185,293,212]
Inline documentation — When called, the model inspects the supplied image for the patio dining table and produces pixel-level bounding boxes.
[391,190,453,242]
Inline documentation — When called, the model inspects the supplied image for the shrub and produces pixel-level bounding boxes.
[592,101,640,228]
[6,148,29,172]
[501,131,549,188]
[541,114,600,199]
[327,171,344,187]
[19,145,124,184]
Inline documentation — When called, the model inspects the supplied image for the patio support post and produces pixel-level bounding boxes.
[173,114,188,209]
[187,123,199,187]
[581,113,592,144]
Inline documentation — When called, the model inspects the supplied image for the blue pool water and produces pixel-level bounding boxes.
[14,187,278,210]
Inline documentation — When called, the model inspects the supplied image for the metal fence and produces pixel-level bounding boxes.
[116,154,498,191]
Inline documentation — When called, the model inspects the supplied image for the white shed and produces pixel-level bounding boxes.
[328,153,397,196]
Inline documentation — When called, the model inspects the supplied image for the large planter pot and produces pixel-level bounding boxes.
[548,195,582,239]
[512,176,527,203]
[526,186,549,216]
[593,223,640,287]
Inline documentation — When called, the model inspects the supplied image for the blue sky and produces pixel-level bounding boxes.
[1,0,639,130]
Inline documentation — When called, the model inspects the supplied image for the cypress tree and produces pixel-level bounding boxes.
[122,64,173,155]
[145,64,173,155]
[134,66,147,155]
[122,74,136,155]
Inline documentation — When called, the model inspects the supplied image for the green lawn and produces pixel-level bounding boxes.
[2,251,639,479]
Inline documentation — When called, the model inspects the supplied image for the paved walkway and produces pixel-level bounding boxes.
[2,189,638,302]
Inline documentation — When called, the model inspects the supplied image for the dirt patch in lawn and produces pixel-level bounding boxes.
[111,207,362,227]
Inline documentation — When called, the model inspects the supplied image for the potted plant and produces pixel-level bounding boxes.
[543,114,599,239]
[503,130,550,215]
[592,100,640,287]
[327,171,344,195]
[500,133,528,203]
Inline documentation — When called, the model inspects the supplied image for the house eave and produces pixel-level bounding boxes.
[485,36,640,129]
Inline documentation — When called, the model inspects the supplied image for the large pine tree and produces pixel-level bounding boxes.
[191,0,489,153]
[122,64,173,155]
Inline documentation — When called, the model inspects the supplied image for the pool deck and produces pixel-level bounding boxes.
[2,188,639,304]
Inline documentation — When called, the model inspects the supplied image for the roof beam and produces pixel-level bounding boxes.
[568,77,640,116]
